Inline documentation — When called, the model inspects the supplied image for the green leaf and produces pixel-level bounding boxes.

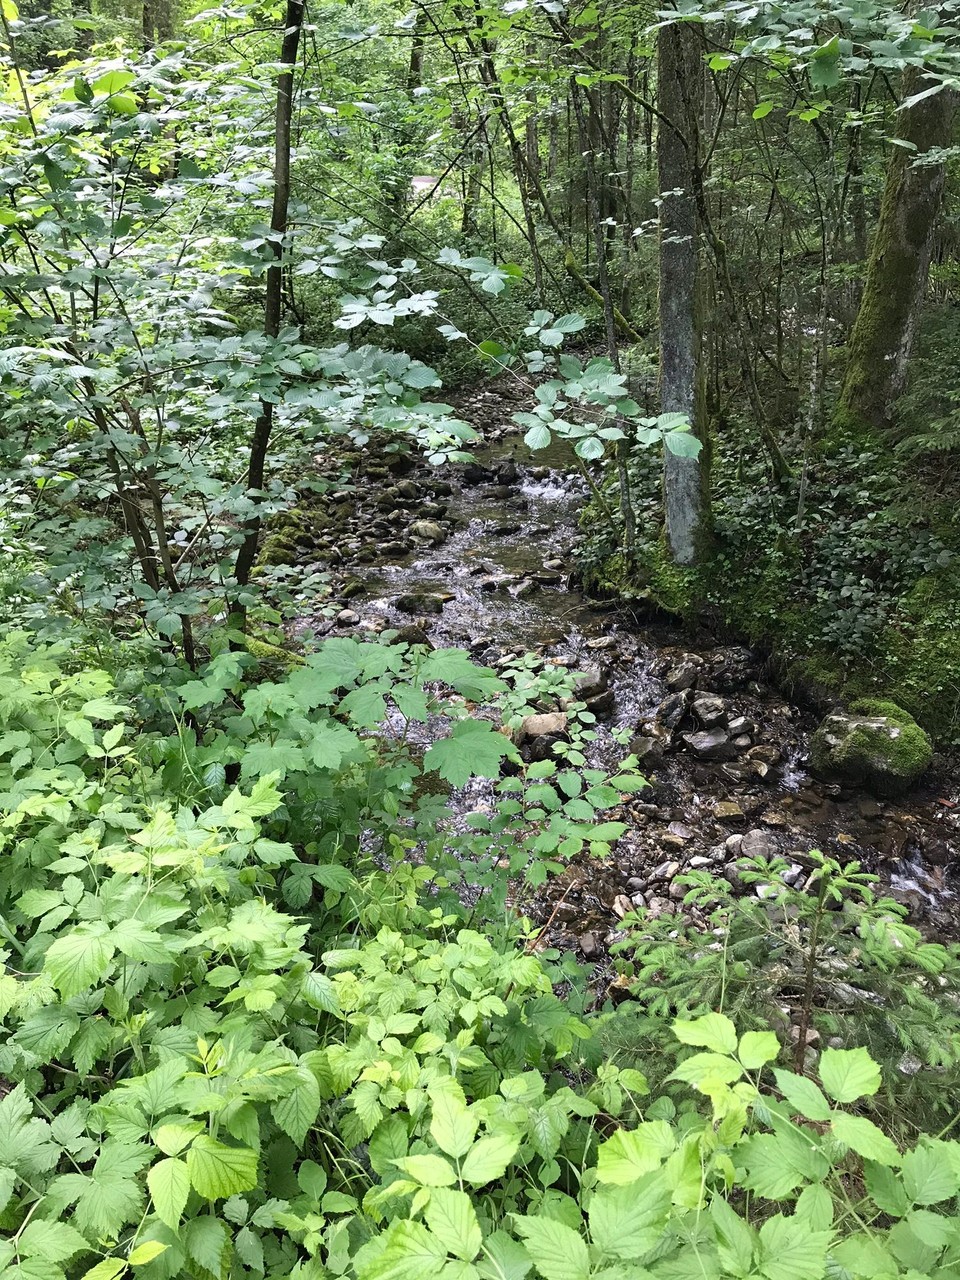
[460,1133,520,1186]
[430,1083,477,1159]
[80,1263,126,1280]
[19,1221,89,1263]
[757,1213,833,1280]
[864,1160,909,1217]
[772,1069,832,1122]
[524,424,552,450]
[831,1112,901,1167]
[365,1221,446,1280]
[44,927,114,998]
[663,430,702,459]
[425,1188,482,1260]
[182,1216,227,1275]
[673,1013,737,1055]
[423,719,514,787]
[391,1154,457,1186]
[738,1031,779,1069]
[272,1071,320,1145]
[596,1123,676,1185]
[588,1170,670,1259]
[513,1216,589,1280]
[818,1048,881,1104]
[147,1157,190,1229]
[753,101,774,119]
[667,1052,743,1088]
[186,1137,258,1200]
[93,70,135,94]
[480,1231,533,1280]
[128,1243,167,1266]
[710,1196,755,1277]
[901,1142,960,1205]
[794,1184,833,1231]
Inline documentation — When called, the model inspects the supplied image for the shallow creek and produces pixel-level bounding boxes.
[302,399,960,951]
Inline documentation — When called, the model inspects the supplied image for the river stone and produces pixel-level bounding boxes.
[519,711,569,743]
[714,800,744,823]
[655,690,692,732]
[462,462,491,485]
[409,519,446,543]
[395,592,445,615]
[389,623,433,648]
[666,656,703,691]
[748,743,782,766]
[629,734,665,767]
[573,666,608,699]
[681,727,733,761]
[810,701,932,797]
[692,693,728,726]
[585,689,616,718]
[336,609,359,626]
[741,828,778,859]
[579,931,600,958]
[395,480,419,500]
[727,715,756,737]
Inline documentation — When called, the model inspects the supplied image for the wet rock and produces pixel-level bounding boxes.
[629,735,665,768]
[857,796,882,820]
[491,522,523,537]
[586,636,618,651]
[661,835,687,851]
[544,557,565,571]
[579,931,600,958]
[681,727,733,761]
[655,690,693,732]
[395,592,445,615]
[512,579,537,599]
[409,519,446,544]
[741,829,778,859]
[498,460,520,484]
[612,894,634,919]
[708,646,760,693]
[714,801,744,823]
[727,715,756,737]
[336,609,359,626]
[486,485,519,501]
[573,666,609,700]
[666,655,703,691]
[582,690,613,718]
[480,575,512,593]
[692,694,728,726]
[390,623,433,647]
[747,744,782,767]
[666,823,693,841]
[810,703,932,797]
[462,462,491,485]
[534,571,564,585]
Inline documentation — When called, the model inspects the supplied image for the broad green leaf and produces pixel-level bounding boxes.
[901,1142,960,1205]
[596,1123,676,1185]
[128,1243,167,1266]
[186,1137,258,1199]
[479,1230,533,1280]
[738,1031,779,1069]
[93,70,135,94]
[19,1221,89,1262]
[272,1071,320,1144]
[794,1184,833,1231]
[667,1052,743,1088]
[147,1157,189,1229]
[460,1133,520,1186]
[753,101,774,118]
[757,1213,833,1280]
[430,1082,477,1159]
[44,927,114,998]
[80,1264,126,1280]
[588,1170,671,1259]
[425,1188,482,1260]
[673,1013,737,1055]
[364,1220,447,1280]
[710,1196,755,1276]
[772,1069,832,1122]
[513,1216,589,1280]
[391,1154,457,1186]
[182,1216,227,1275]
[423,719,514,787]
[818,1048,881,1104]
[831,1112,901,1167]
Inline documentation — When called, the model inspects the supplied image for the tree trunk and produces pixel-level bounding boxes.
[837,77,956,433]
[657,21,710,565]
[233,0,305,593]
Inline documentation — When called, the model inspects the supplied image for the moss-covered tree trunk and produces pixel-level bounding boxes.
[657,20,710,564]
[837,78,957,433]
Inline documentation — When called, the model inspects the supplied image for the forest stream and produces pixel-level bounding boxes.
[299,386,960,954]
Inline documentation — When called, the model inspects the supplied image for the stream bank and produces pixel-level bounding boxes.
[273,387,960,955]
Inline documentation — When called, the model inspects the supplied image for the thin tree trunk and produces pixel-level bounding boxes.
[837,77,957,432]
[234,0,305,593]
[657,21,710,565]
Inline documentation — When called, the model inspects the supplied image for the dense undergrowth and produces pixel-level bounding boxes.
[4,627,960,1280]
[580,330,960,745]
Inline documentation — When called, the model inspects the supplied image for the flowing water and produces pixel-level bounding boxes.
[301,403,960,951]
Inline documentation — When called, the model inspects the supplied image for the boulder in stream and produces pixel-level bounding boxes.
[409,519,447,543]
[810,700,932,798]
[681,726,733,761]
[395,592,446,615]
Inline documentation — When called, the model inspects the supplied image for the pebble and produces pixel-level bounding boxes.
[714,801,744,823]
[336,609,359,626]
[612,894,634,919]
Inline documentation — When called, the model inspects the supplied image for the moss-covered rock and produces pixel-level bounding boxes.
[810,700,932,797]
